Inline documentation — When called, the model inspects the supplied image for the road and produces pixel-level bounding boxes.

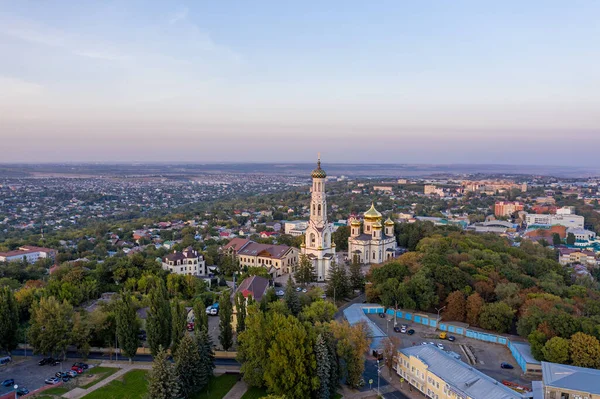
[9,349,240,367]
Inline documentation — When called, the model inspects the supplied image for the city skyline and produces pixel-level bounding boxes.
[1,1,599,164]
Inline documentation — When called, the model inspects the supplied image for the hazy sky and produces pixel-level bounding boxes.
[1,1,599,164]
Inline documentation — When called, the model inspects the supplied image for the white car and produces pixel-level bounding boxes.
[276,290,284,296]
[400,326,407,333]
[437,343,444,350]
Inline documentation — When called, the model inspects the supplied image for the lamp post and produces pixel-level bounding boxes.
[13,384,18,399]
[387,318,392,336]
[435,306,446,323]
[376,360,384,396]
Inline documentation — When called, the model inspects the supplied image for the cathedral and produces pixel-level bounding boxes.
[348,203,397,265]
[301,157,336,281]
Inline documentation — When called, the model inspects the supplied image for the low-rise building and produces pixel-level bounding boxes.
[541,361,600,399]
[0,245,56,264]
[161,247,206,276]
[558,247,597,266]
[566,227,596,242]
[396,345,529,399]
[526,213,585,229]
[223,238,298,276]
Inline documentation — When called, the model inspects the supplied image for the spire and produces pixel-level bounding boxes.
[317,153,321,168]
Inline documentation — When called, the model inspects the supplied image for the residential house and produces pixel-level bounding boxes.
[223,238,299,276]
[161,247,206,276]
[558,248,597,266]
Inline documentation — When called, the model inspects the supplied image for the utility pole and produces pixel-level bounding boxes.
[435,306,446,323]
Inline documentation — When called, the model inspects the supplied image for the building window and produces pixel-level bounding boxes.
[311,233,316,245]
[318,204,321,216]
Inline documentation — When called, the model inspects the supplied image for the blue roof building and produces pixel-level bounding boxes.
[542,361,600,398]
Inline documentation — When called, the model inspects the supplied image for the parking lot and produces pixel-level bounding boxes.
[366,313,533,387]
[0,356,90,396]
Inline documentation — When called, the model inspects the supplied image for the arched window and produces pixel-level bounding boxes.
[373,252,376,260]
[310,233,316,245]
[318,204,321,216]
[324,233,329,246]
[312,204,315,213]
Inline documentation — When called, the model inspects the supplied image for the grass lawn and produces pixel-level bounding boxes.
[191,374,240,399]
[80,366,120,389]
[240,386,268,399]
[42,386,70,395]
[333,393,343,399]
[81,369,148,399]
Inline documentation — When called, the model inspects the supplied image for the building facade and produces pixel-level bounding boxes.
[494,201,524,217]
[526,213,585,229]
[558,248,597,266]
[161,247,206,276]
[0,245,56,264]
[301,157,336,281]
[223,238,299,276]
[541,361,600,399]
[348,203,397,265]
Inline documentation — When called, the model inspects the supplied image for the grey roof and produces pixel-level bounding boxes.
[351,233,393,241]
[542,361,600,394]
[400,345,527,399]
[510,342,540,365]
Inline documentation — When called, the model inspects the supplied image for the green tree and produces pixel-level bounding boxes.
[146,346,181,399]
[235,292,246,333]
[478,302,515,333]
[552,233,562,246]
[171,300,187,354]
[237,304,268,387]
[295,255,316,286]
[348,257,365,292]
[300,301,337,324]
[284,275,302,317]
[542,337,570,364]
[219,291,233,351]
[72,311,91,359]
[196,327,215,389]
[147,280,172,356]
[115,293,140,362]
[528,330,548,361]
[569,332,600,368]
[0,287,19,354]
[315,334,331,399]
[332,226,350,251]
[193,299,208,333]
[380,279,415,321]
[566,233,576,246]
[175,334,203,398]
[263,313,318,397]
[331,321,370,388]
[326,261,350,301]
[28,296,73,359]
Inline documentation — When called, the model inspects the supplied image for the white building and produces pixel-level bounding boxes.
[161,247,206,276]
[301,157,336,281]
[284,220,308,236]
[525,213,584,229]
[348,204,397,265]
[556,206,575,215]
[566,227,596,241]
[0,246,56,264]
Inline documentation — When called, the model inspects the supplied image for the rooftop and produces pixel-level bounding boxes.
[401,345,528,399]
[542,361,600,394]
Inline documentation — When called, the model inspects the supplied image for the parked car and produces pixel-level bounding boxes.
[448,336,456,341]
[67,371,78,378]
[439,332,447,339]
[38,358,52,366]
[372,350,383,360]
[71,366,83,374]
[400,325,407,333]
[320,294,327,299]
[62,376,70,382]
[138,330,147,341]
[393,326,401,333]
[187,322,195,332]
[55,372,67,378]
[1,379,14,387]
[407,329,415,335]
[16,387,29,396]
[378,312,386,318]
[276,290,284,296]
[72,362,88,370]
[302,288,307,293]
[44,377,60,385]
[437,343,444,350]
[500,363,514,369]
[295,287,301,292]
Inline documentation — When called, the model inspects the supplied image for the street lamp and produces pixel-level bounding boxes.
[387,318,392,336]
[376,360,384,396]
[13,384,18,399]
[435,306,446,322]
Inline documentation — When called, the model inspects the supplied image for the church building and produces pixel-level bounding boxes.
[348,203,397,264]
[301,157,336,281]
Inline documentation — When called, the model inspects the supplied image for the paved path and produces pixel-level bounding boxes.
[61,364,151,399]
[221,380,248,399]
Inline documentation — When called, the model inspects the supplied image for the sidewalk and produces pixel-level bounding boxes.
[61,365,146,399]
[222,380,248,399]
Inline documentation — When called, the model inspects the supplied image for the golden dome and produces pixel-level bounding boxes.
[373,221,383,229]
[351,219,361,226]
[385,217,394,225]
[364,203,382,220]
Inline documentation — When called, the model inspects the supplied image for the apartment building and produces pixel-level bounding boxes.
[494,201,524,217]
[161,247,206,276]
[0,245,56,264]
[223,238,298,276]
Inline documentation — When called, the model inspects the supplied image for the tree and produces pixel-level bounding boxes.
[219,291,233,351]
[331,321,370,388]
[147,280,172,356]
[72,311,91,359]
[300,301,337,324]
[196,327,215,390]
[542,337,570,364]
[0,287,19,354]
[284,275,301,317]
[315,334,331,399]
[443,291,466,322]
[552,233,562,246]
[235,292,247,333]
[238,304,269,387]
[465,293,484,326]
[326,261,350,301]
[193,299,208,333]
[332,226,350,251]
[348,257,365,292]
[171,300,187,354]
[478,302,515,333]
[175,334,203,398]
[28,296,73,359]
[263,313,318,397]
[566,233,576,246]
[147,346,181,399]
[383,336,400,378]
[569,332,600,368]
[115,293,140,362]
[528,329,548,361]
[380,279,415,323]
[295,255,316,286]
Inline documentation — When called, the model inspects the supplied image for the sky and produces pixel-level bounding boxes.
[0,1,599,165]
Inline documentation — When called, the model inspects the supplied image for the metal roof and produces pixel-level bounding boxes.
[542,361,600,394]
[400,345,528,399]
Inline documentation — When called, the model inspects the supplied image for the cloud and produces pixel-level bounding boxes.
[168,7,189,25]
[0,76,44,99]
[73,50,130,62]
